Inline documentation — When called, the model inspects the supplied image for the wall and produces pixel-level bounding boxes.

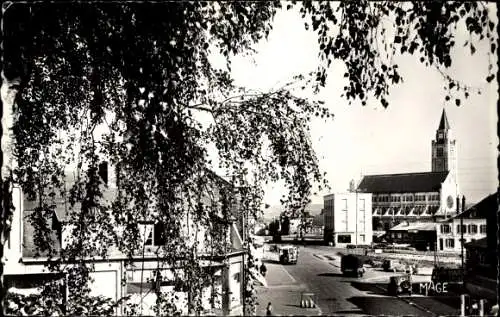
[439,174,460,216]
[3,186,23,273]
[324,192,372,246]
[437,218,486,252]
[228,256,243,313]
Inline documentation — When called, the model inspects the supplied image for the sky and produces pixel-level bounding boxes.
[215,4,498,207]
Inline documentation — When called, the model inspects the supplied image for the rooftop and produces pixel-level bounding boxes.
[357,171,449,194]
[464,237,487,249]
[438,108,450,130]
[389,221,436,232]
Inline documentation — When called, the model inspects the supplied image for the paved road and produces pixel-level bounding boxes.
[277,246,459,316]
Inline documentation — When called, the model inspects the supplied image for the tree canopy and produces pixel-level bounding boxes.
[1,1,497,315]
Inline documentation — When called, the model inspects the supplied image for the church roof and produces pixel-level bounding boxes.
[438,109,450,130]
[357,171,449,194]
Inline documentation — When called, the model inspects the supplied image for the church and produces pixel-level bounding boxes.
[357,109,460,233]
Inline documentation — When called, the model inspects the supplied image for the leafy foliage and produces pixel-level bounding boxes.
[296,1,496,106]
[1,1,496,315]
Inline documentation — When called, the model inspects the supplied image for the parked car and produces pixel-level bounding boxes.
[388,275,413,296]
[382,259,411,273]
[341,255,365,277]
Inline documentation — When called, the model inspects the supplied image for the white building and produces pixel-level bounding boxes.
[3,167,246,316]
[436,199,488,252]
[323,192,373,247]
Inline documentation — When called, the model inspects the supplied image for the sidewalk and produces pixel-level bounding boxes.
[255,263,322,316]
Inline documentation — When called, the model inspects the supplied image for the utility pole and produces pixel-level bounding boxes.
[350,179,358,247]
[461,195,465,275]
[355,183,358,247]
[456,195,464,273]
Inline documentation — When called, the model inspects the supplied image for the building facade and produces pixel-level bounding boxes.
[357,109,460,233]
[464,193,498,302]
[3,167,246,316]
[436,212,487,252]
[387,221,437,250]
[323,192,373,247]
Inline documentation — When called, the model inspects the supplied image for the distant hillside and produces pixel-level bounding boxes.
[261,203,324,223]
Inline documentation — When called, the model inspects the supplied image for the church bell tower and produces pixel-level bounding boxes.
[431,109,458,180]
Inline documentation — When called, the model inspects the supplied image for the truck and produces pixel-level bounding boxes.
[264,244,299,265]
[340,254,365,277]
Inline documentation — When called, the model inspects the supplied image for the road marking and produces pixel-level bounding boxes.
[280,265,298,284]
[313,254,326,261]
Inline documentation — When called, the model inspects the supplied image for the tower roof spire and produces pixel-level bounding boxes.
[439,108,450,130]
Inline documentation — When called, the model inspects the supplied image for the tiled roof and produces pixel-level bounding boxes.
[357,171,448,194]
[390,221,436,232]
[21,168,241,258]
[22,171,116,222]
[23,209,61,258]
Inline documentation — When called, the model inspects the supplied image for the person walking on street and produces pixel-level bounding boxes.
[266,302,273,316]
[260,263,267,277]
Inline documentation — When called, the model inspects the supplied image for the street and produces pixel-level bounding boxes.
[257,245,461,316]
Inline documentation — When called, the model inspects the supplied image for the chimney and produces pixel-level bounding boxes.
[98,161,108,185]
[349,179,355,192]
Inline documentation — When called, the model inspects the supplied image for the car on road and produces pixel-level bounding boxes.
[264,244,298,265]
[387,275,413,296]
[341,254,365,277]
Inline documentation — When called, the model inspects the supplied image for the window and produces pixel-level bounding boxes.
[445,239,455,248]
[479,254,486,265]
[359,234,365,243]
[337,235,351,243]
[440,224,451,234]
[140,224,154,246]
[480,225,487,234]
[456,225,466,234]
[397,233,402,239]
[359,199,365,211]
[342,199,348,210]
[140,222,166,246]
[437,148,444,157]
[468,224,477,234]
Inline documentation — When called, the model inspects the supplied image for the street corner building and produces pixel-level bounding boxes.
[2,164,247,316]
[323,192,373,247]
